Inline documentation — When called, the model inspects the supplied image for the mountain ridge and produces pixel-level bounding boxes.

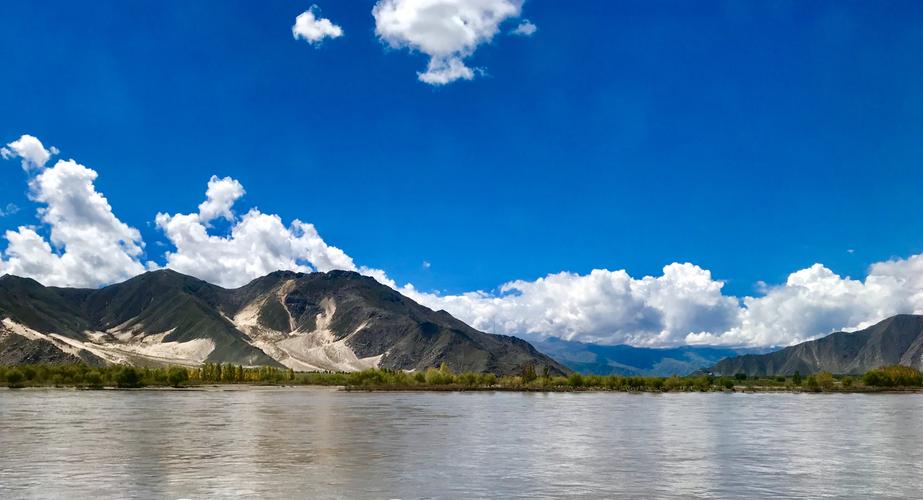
[710,314,923,376]
[0,269,567,375]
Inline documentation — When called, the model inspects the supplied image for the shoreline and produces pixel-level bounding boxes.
[3,383,923,394]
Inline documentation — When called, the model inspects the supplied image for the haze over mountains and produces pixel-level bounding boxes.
[534,338,767,377]
[0,270,567,375]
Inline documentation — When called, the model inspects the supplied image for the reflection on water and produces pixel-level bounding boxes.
[1,389,921,499]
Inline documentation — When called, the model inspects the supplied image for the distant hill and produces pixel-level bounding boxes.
[0,270,567,375]
[710,314,923,376]
[533,337,760,376]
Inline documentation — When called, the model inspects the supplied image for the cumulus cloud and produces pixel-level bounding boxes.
[2,134,57,171]
[155,177,366,288]
[399,264,741,346]
[372,0,524,85]
[400,256,923,348]
[0,150,148,287]
[292,6,343,44]
[510,19,536,36]
[197,175,245,223]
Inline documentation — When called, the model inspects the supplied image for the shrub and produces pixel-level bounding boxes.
[863,365,923,387]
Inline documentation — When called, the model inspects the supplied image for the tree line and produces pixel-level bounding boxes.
[1,362,921,392]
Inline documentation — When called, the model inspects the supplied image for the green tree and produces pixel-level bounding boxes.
[6,369,24,389]
[792,371,802,385]
[84,370,103,389]
[167,367,189,388]
[115,367,143,388]
[815,371,835,390]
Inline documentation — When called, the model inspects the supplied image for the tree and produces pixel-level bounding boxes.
[792,371,802,385]
[815,371,835,390]
[520,363,537,383]
[115,367,143,388]
[6,369,24,389]
[167,367,189,388]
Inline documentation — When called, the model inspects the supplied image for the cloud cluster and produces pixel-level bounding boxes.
[292,5,344,45]
[5,133,923,348]
[0,135,147,287]
[155,177,360,288]
[372,0,524,85]
[402,257,923,348]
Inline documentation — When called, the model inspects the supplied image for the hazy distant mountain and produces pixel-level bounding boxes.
[533,337,758,376]
[0,270,567,375]
[710,314,923,376]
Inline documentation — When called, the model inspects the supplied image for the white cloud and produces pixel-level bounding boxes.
[399,264,741,346]
[0,203,19,217]
[422,260,431,269]
[292,6,344,44]
[372,0,524,85]
[402,256,923,349]
[510,19,536,36]
[197,175,245,223]
[2,134,57,171]
[0,155,148,288]
[155,177,364,288]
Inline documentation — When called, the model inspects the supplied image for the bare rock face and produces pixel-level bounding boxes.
[0,270,568,375]
[710,315,923,376]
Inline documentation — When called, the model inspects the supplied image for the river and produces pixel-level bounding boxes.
[1,388,921,498]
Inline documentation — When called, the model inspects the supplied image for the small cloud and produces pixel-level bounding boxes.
[373,0,524,85]
[511,20,537,36]
[422,260,431,269]
[292,5,343,45]
[847,249,855,254]
[0,202,19,217]
[2,134,57,171]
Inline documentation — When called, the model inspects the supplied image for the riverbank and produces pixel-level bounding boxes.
[3,363,923,393]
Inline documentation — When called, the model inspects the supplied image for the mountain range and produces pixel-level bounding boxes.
[533,337,765,376]
[709,314,923,376]
[0,269,567,375]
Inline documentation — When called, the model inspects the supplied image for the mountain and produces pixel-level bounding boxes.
[534,337,755,376]
[710,314,923,376]
[0,270,568,375]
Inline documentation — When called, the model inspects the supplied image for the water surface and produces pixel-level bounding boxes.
[1,388,920,499]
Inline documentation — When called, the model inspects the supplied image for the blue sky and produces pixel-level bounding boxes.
[2,1,923,346]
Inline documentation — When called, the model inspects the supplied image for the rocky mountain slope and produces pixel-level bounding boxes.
[0,270,567,375]
[710,314,923,376]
